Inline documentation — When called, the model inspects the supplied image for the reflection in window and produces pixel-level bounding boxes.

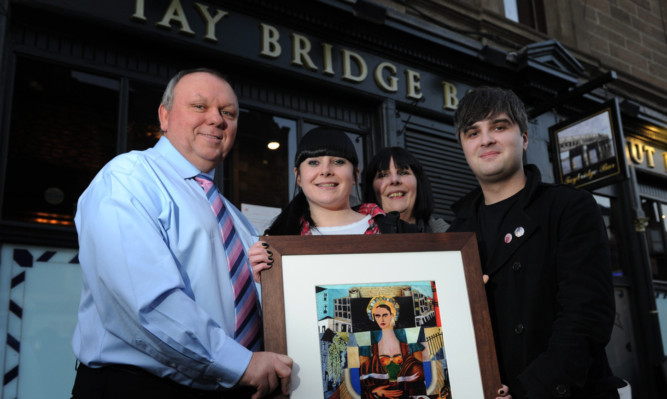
[3,58,118,225]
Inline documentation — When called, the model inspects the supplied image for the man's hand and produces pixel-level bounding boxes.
[239,352,293,399]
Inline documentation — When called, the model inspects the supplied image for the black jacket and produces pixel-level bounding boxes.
[448,165,622,399]
[375,211,420,234]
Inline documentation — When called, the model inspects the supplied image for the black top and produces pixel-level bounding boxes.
[477,189,522,273]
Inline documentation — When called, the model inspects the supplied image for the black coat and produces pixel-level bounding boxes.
[448,165,622,398]
[375,210,420,234]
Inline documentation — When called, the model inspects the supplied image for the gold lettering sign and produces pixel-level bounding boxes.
[442,81,458,110]
[132,0,147,21]
[626,137,667,176]
[322,43,335,76]
[341,49,368,83]
[131,1,465,110]
[260,23,281,58]
[156,0,195,36]
[194,3,228,42]
[405,69,422,100]
[291,33,318,71]
[374,62,398,93]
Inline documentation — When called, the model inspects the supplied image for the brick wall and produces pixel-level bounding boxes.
[374,0,667,108]
[579,0,667,93]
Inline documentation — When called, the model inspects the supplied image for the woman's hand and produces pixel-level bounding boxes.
[248,241,273,283]
[496,384,511,399]
[371,385,402,399]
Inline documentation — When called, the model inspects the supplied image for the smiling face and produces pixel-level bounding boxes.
[295,155,357,212]
[372,157,418,223]
[460,112,528,187]
[158,72,238,172]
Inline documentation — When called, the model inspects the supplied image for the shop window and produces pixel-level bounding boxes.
[224,110,294,209]
[223,111,294,234]
[2,58,166,227]
[127,82,164,151]
[504,0,547,33]
[594,194,623,277]
[642,198,667,281]
[3,59,366,234]
[0,244,81,398]
[645,199,667,357]
[2,58,118,226]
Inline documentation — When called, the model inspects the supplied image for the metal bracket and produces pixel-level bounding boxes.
[634,216,649,232]
[527,70,617,119]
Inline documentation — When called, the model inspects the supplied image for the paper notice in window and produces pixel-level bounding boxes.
[241,203,282,236]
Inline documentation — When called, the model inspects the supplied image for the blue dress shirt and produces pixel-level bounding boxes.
[72,136,258,390]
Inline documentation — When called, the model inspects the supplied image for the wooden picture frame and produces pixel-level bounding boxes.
[549,98,628,190]
[260,232,500,399]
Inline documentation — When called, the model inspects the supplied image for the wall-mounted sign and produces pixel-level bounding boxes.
[21,0,471,114]
[127,0,472,112]
[549,99,628,190]
[626,137,667,177]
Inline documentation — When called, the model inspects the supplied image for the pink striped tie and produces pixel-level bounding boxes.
[195,174,261,350]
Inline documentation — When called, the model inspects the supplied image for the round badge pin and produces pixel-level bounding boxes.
[504,233,512,244]
[514,227,525,237]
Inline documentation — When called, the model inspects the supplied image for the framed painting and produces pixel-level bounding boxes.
[549,98,628,190]
[260,232,500,399]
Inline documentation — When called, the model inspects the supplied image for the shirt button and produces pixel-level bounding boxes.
[555,384,568,396]
[512,261,522,271]
[514,323,525,334]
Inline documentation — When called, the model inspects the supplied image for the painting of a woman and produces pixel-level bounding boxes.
[359,296,428,398]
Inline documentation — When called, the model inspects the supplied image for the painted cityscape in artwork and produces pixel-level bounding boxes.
[315,281,452,399]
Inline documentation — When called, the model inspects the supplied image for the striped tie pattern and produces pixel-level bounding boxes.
[194,174,261,350]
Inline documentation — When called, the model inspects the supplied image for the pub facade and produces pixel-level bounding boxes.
[0,0,665,397]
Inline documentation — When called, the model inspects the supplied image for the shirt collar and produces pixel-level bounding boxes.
[154,136,214,180]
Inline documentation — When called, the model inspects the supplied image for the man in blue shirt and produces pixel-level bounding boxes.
[71,68,292,398]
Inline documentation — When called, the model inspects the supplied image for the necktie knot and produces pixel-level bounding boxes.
[194,174,214,192]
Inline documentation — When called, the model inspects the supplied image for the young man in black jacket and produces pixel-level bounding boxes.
[448,86,625,398]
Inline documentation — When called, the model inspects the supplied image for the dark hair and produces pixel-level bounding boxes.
[265,127,359,235]
[293,127,359,170]
[375,304,393,315]
[362,147,434,224]
[453,86,528,143]
[161,68,230,111]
